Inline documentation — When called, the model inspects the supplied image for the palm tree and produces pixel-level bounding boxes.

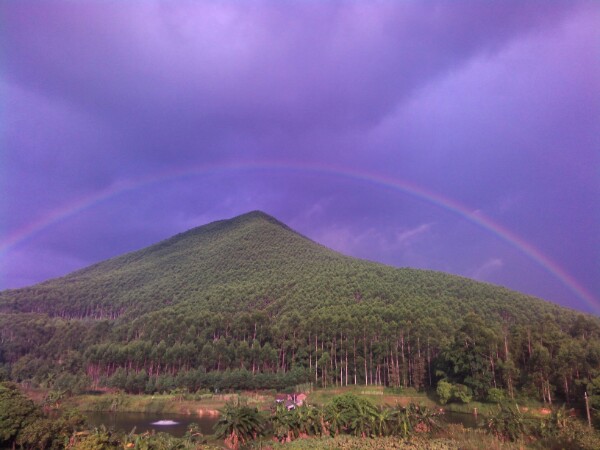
[373,406,394,437]
[214,399,266,449]
[324,403,346,437]
[271,403,300,443]
[410,403,441,433]
[324,394,379,438]
[391,404,413,439]
[296,403,323,437]
[348,398,378,437]
[486,403,529,442]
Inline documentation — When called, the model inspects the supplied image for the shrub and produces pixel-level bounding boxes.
[486,388,505,403]
[436,381,472,404]
[452,384,472,404]
[436,380,452,405]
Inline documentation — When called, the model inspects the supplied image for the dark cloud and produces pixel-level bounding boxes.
[0,1,598,313]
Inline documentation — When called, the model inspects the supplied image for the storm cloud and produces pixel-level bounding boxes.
[1,1,598,313]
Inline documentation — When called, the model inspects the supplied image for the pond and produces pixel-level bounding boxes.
[441,411,482,429]
[83,409,482,438]
[83,411,219,438]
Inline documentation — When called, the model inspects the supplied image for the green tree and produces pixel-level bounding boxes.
[441,313,499,398]
[214,399,266,449]
[0,382,41,448]
[436,380,452,405]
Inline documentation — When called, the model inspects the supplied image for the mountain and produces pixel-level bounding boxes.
[0,211,599,402]
[0,210,570,321]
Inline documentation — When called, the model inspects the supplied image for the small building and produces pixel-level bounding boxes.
[275,392,307,409]
[295,393,307,405]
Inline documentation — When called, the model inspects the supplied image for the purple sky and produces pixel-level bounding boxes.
[1,1,598,314]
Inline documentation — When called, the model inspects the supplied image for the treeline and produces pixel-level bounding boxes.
[104,367,310,394]
[2,304,599,420]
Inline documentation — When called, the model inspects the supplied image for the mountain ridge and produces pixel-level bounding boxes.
[0,210,582,322]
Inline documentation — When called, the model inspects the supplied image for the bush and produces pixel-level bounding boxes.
[0,382,41,447]
[452,384,472,404]
[436,381,472,404]
[436,380,452,405]
[486,403,529,442]
[0,383,86,449]
[486,388,505,403]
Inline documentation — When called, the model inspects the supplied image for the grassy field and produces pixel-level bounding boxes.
[307,385,437,408]
[62,391,274,416]
[441,397,547,418]
[306,385,550,419]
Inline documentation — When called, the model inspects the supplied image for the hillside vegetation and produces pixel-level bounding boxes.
[0,211,576,320]
[0,211,599,424]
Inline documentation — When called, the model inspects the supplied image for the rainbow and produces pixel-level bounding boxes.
[1,161,597,312]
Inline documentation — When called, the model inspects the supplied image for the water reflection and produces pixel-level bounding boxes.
[84,409,481,438]
[84,411,218,437]
[151,420,179,426]
[442,411,481,428]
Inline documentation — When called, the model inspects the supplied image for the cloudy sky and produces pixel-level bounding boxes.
[1,1,598,314]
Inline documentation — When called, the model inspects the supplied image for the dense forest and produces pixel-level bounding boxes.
[1,211,599,423]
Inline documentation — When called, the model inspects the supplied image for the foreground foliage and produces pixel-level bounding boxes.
[0,382,86,449]
[214,399,267,449]
[3,384,600,450]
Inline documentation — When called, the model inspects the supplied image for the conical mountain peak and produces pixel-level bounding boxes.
[0,211,577,326]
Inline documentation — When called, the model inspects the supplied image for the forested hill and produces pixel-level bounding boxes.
[0,210,574,322]
[1,211,599,409]
[1,210,344,318]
